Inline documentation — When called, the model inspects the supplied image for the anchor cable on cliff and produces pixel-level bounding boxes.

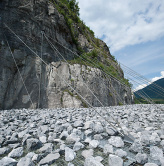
[43,32,164,110]
[38,31,44,108]
[4,34,35,109]
[46,34,164,103]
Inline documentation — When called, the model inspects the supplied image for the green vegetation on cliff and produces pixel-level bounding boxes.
[50,0,131,87]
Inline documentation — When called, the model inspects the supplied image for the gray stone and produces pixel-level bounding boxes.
[66,133,80,143]
[108,136,124,148]
[73,120,84,127]
[32,154,41,163]
[82,149,94,158]
[73,142,84,151]
[38,143,53,153]
[140,131,151,145]
[149,146,163,164]
[39,153,60,165]
[39,135,47,143]
[94,134,103,140]
[0,157,17,166]
[106,127,116,136]
[89,140,99,148]
[0,135,5,145]
[115,149,127,158]
[95,156,103,162]
[8,147,24,158]
[7,133,18,144]
[26,138,42,150]
[130,140,143,153]
[160,140,164,149]
[68,163,74,166]
[108,154,123,166]
[93,123,104,134]
[18,130,28,138]
[0,147,10,156]
[8,143,20,149]
[135,153,148,164]
[85,129,93,137]
[22,134,32,146]
[84,156,104,166]
[26,152,35,159]
[84,121,94,130]
[60,131,69,140]
[17,157,35,166]
[149,132,161,145]
[65,147,76,162]
[144,163,158,166]
[60,144,66,151]
[160,157,164,166]
[48,133,56,143]
[40,125,49,134]
[103,144,113,154]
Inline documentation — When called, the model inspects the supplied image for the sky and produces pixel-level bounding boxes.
[77,0,164,91]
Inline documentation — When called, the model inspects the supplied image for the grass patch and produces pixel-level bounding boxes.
[63,89,74,96]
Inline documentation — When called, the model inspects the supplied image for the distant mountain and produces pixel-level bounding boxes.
[134,78,164,99]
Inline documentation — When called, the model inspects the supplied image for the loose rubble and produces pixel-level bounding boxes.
[0,104,164,166]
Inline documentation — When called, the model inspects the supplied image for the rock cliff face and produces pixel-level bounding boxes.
[0,0,132,109]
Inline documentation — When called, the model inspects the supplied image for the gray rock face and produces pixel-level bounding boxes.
[0,0,132,110]
[108,154,123,166]
[39,153,60,165]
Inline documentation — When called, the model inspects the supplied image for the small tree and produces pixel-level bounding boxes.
[68,0,80,16]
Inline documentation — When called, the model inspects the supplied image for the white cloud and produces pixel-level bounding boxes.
[151,71,164,82]
[134,84,147,92]
[134,71,164,91]
[77,0,164,52]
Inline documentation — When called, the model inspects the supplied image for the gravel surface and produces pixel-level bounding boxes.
[0,104,164,166]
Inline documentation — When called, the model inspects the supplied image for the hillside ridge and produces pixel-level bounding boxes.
[134,78,164,100]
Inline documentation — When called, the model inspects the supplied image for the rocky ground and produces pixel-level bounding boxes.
[0,104,164,166]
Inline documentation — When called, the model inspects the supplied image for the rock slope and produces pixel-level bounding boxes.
[0,0,132,109]
[0,104,164,165]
